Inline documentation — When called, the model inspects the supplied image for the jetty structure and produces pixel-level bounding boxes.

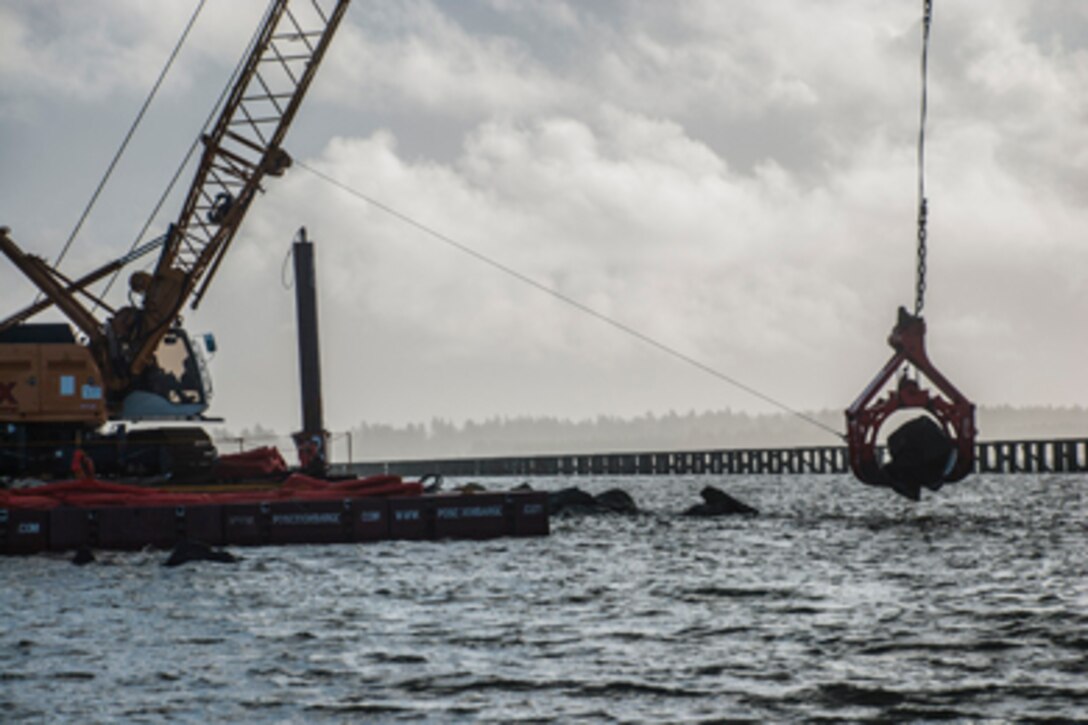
[340,438,1088,479]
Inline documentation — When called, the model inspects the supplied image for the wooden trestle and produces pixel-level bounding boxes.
[341,438,1088,478]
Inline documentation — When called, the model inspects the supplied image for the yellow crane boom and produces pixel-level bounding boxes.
[1,0,349,406]
[1,0,351,479]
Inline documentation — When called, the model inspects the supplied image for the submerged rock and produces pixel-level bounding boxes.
[163,540,239,567]
[548,487,598,515]
[594,488,638,514]
[71,547,95,566]
[455,482,486,494]
[548,486,640,515]
[683,486,758,517]
[419,474,444,493]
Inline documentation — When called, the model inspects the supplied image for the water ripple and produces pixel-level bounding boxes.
[1,473,1085,721]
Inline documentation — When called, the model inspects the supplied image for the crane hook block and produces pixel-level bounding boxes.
[845,307,976,499]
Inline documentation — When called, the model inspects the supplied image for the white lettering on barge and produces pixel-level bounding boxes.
[437,505,504,520]
[272,512,341,526]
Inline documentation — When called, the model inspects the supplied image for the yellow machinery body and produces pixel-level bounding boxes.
[0,341,106,427]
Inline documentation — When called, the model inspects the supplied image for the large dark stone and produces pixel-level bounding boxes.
[683,486,758,517]
[163,540,239,567]
[882,416,955,501]
[594,488,638,514]
[420,473,444,493]
[455,482,486,494]
[71,547,95,566]
[548,486,639,515]
[548,487,599,515]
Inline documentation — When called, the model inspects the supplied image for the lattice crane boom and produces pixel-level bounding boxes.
[1,0,350,409]
[129,0,350,378]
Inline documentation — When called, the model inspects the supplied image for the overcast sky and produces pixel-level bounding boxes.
[1,1,1086,440]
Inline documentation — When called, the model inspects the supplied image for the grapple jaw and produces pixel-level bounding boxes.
[845,308,976,495]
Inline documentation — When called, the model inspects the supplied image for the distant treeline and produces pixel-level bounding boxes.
[213,406,1088,461]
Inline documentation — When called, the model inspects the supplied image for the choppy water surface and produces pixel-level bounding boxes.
[2,474,1086,722]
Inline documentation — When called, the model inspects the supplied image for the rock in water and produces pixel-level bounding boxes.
[594,488,638,514]
[882,416,955,500]
[163,540,239,567]
[456,482,486,494]
[420,473,444,493]
[683,486,759,516]
[71,547,95,566]
[548,487,599,515]
[548,487,639,515]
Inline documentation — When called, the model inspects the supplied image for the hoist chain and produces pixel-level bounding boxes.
[915,0,932,316]
[915,198,927,316]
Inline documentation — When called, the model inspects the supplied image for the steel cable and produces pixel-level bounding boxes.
[52,0,208,272]
[93,0,280,311]
[915,0,932,316]
[298,160,844,441]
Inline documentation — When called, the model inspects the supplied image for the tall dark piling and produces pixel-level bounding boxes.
[292,227,328,475]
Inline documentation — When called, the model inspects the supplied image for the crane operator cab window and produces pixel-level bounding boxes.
[122,328,212,421]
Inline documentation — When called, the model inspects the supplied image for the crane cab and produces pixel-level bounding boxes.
[122,326,213,422]
[1,324,215,480]
[0,322,213,425]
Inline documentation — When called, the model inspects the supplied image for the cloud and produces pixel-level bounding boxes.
[0,1,272,105]
[2,0,1087,434]
[321,1,574,118]
[204,110,914,423]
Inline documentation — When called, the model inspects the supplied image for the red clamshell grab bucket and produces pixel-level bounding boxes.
[845,308,976,490]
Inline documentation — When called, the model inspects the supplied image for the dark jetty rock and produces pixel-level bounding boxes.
[455,482,486,494]
[594,488,638,514]
[549,487,598,515]
[419,473,444,493]
[71,547,95,566]
[882,416,956,501]
[683,486,758,517]
[163,540,240,567]
[548,486,639,515]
